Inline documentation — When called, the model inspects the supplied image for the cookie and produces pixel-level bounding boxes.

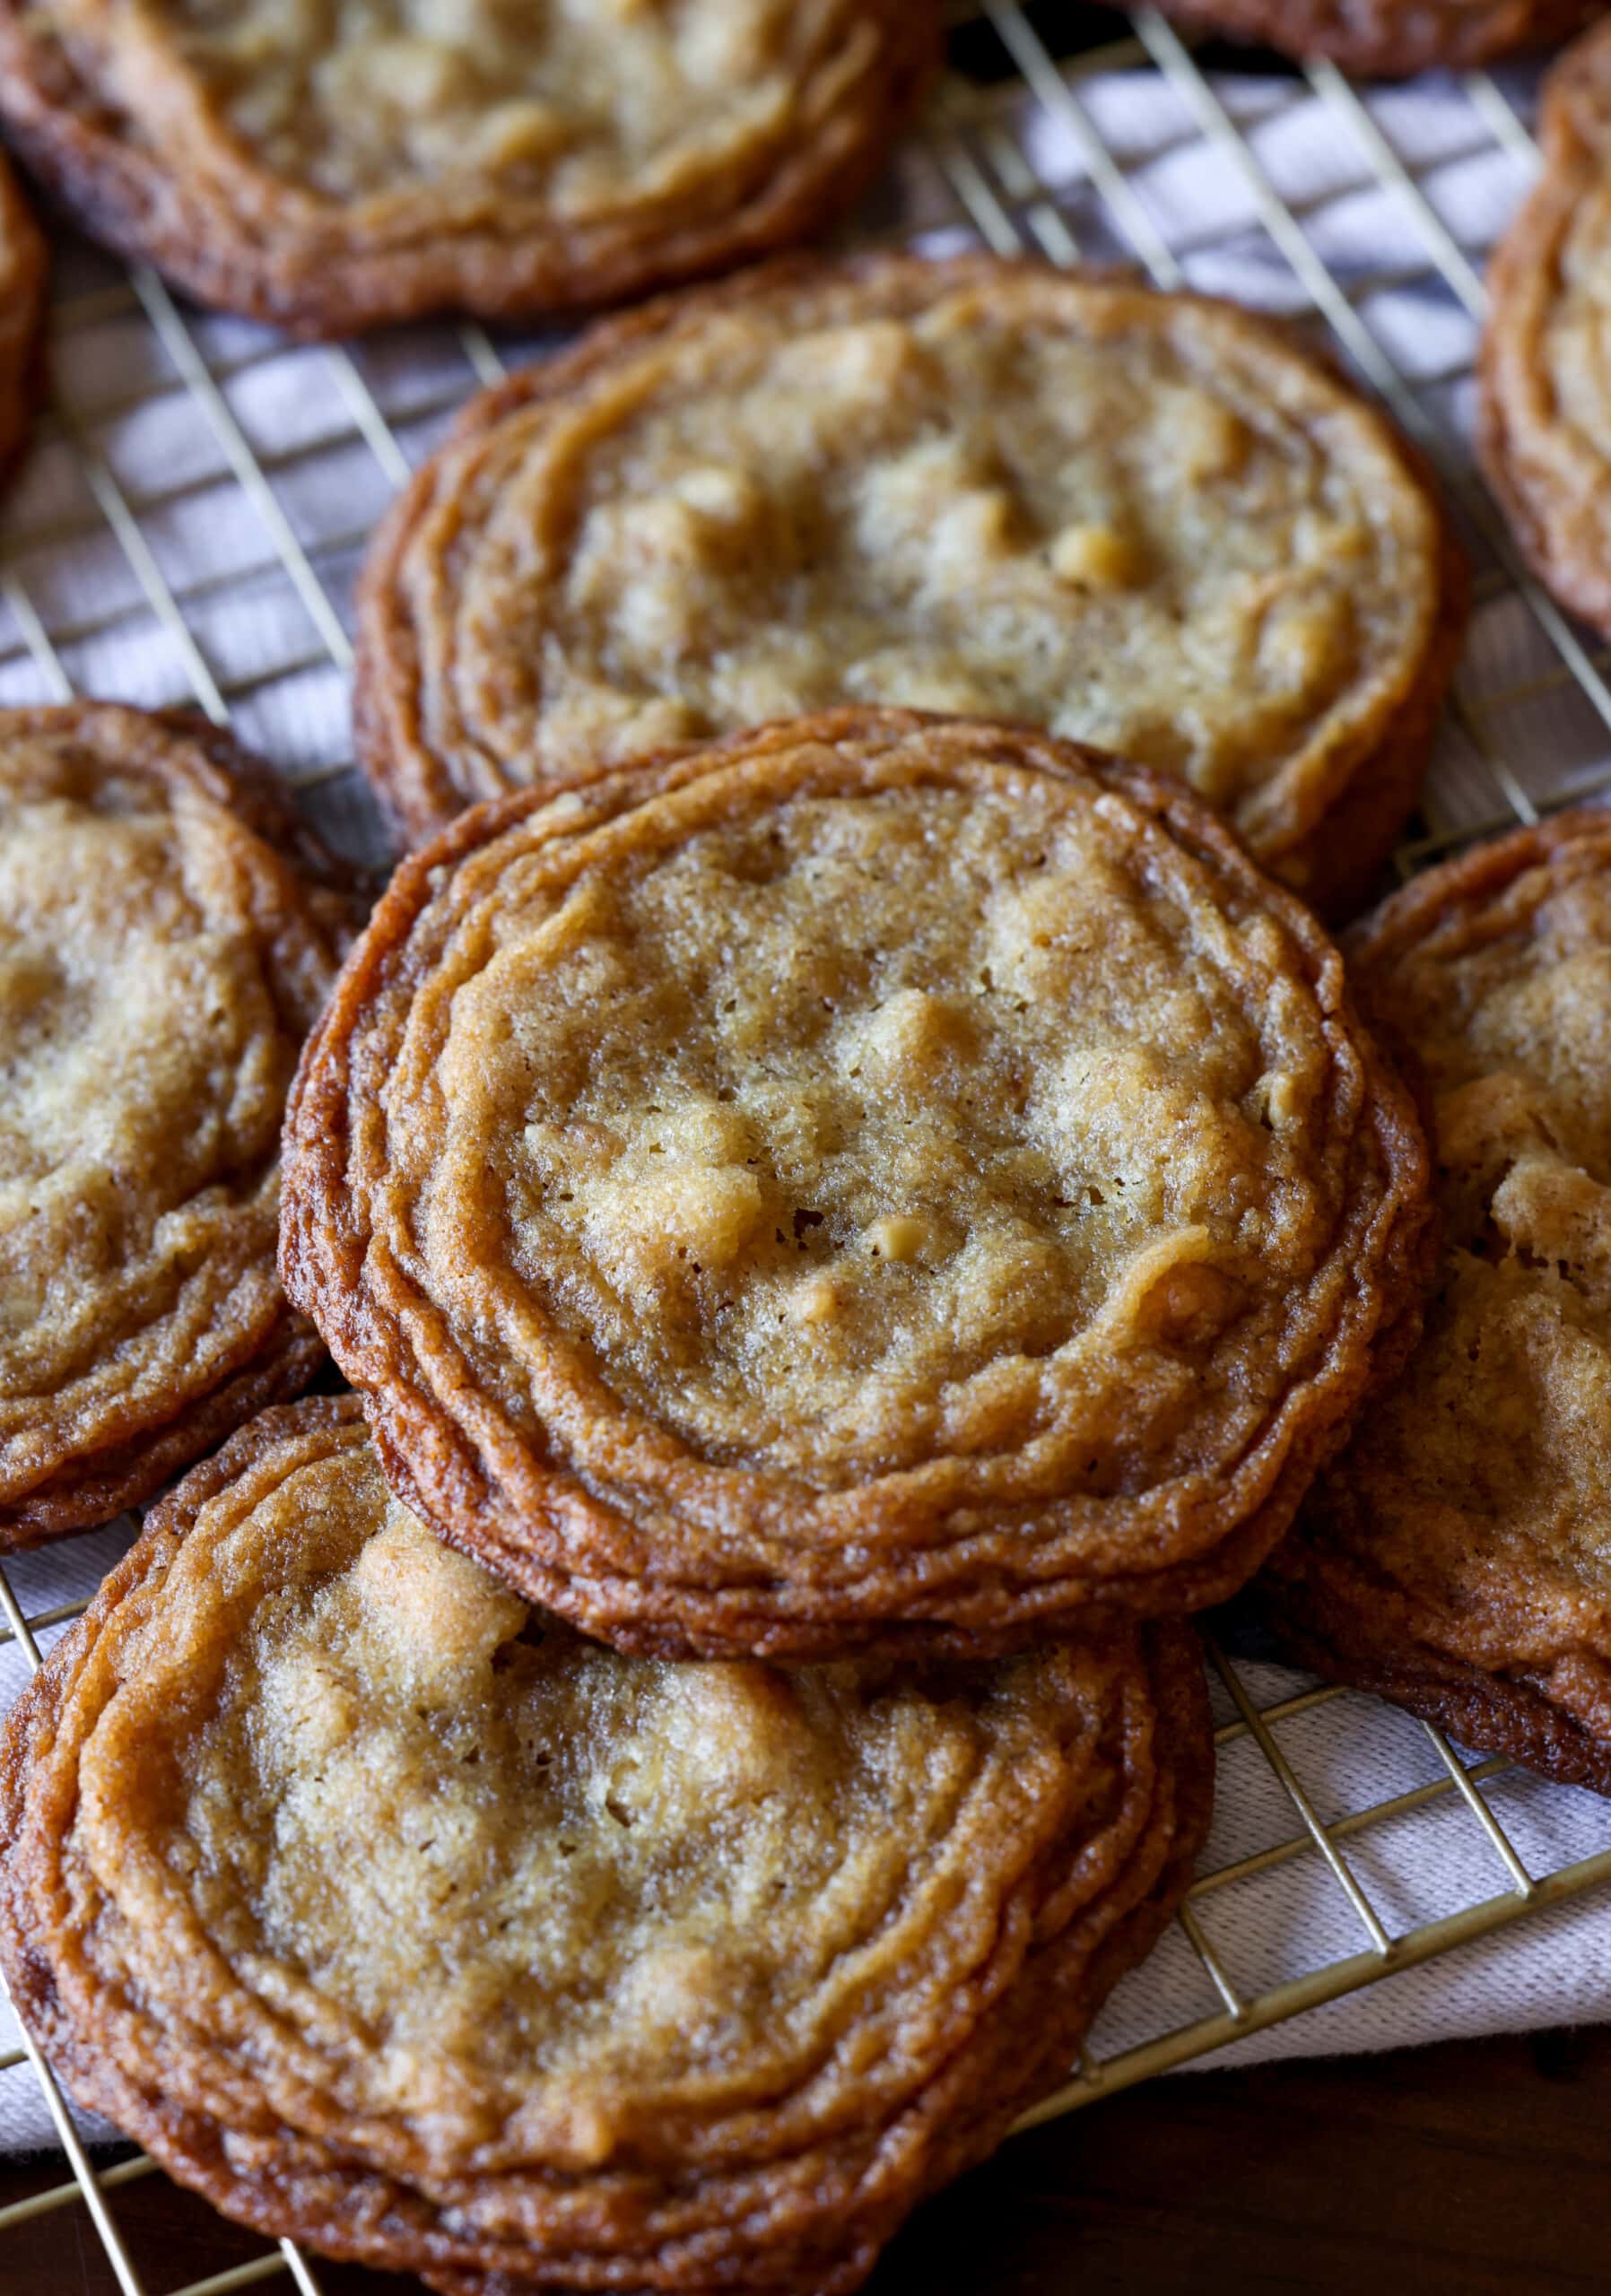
[0,704,352,1547]
[0,1393,1212,2296]
[281,708,1432,1662]
[0,3,941,339]
[0,152,45,482]
[1263,808,1611,1794]
[1147,0,1603,75]
[1481,19,1611,640]
[353,253,1466,918]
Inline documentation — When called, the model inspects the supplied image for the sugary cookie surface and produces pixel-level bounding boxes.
[358,258,1459,901]
[0,708,338,1536]
[283,710,1430,1656]
[1267,809,1611,1779]
[0,1399,1207,2292]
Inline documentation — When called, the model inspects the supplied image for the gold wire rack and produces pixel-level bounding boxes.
[4,6,1611,2289]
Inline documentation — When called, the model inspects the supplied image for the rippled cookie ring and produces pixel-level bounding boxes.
[0,1395,1211,2296]
[354,253,1465,917]
[1265,808,1611,1795]
[1481,18,1611,639]
[282,709,1432,1660]
[0,1,941,337]
[1145,0,1604,77]
[0,703,350,1546]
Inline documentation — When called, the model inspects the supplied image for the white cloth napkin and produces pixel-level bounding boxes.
[4,39,1611,2159]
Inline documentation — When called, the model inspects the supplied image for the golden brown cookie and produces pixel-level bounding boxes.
[1148,0,1603,75]
[281,708,1432,1662]
[353,254,1466,919]
[1481,19,1611,640]
[0,703,353,1548]
[1263,808,1611,1794]
[0,152,45,482]
[0,1394,1212,2296]
[0,2,940,339]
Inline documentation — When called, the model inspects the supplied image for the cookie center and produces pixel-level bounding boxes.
[153,0,830,205]
[426,772,1331,1483]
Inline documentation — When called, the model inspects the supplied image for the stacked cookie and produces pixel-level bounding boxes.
[1267,811,1611,1792]
[281,709,1432,1657]
[2,1396,1211,2295]
[0,4,1610,2292]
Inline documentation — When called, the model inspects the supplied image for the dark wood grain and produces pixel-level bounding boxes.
[1,2029,1607,2295]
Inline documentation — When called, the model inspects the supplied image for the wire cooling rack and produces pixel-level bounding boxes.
[5,6,1611,2289]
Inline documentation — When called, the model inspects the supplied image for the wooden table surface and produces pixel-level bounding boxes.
[2,2022,1607,2294]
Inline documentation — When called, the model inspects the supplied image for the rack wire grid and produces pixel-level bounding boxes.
[3,4,1611,2289]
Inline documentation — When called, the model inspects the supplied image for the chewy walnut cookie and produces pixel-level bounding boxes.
[1265,808,1611,1795]
[0,1396,1211,2296]
[282,709,1432,1661]
[0,0,939,338]
[0,703,350,1547]
[1481,18,1611,639]
[1146,0,1604,76]
[355,254,1465,918]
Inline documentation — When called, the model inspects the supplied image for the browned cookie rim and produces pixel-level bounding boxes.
[351,250,1466,919]
[0,151,45,484]
[0,1395,1211,2295]
[1479,17,1611,640]
[0,4,942,338]
[1147,0,1604,76]
[283,705,1432,1661]
[0,701,354,1548]
[1262,804,1611,1791]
